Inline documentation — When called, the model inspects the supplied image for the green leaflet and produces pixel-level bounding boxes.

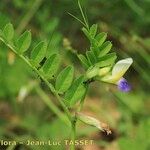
[98,41,112,57]
[95,32,107,47]
[82,27,91,40]
[78,54,90,69]
[16,30,31,54]
[3,23,14,41]
[86,66,99,79]
[30,41,47,67]
[96,53,117,68]
[89,24,97,38]
[55,66,74,94]
[90,38,99,56]
[86,51,96,65]
[64,76,86,108]
[41,54,60,79]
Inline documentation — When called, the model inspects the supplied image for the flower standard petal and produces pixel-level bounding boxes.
[112,58,133,79]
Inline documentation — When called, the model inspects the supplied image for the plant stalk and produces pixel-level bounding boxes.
[70,117,77,150]
[70,85,88,150]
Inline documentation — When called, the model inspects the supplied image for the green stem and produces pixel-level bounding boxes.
[70,85,88,150]
[35,86,70,126]
[0,37,72,121]
[70,117,77,150]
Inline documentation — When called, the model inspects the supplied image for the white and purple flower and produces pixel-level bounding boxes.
[99,58,133,92]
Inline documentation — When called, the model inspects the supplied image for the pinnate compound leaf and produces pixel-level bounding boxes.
[16,30,31,54]
[55,66,74,94]
[64,76,86,107]
[76,113,112,135]
[3,23,14,41]
[41,54,60,79]
[30,41,47,66]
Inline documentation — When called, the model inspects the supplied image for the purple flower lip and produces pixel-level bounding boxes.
[117,78,131,92]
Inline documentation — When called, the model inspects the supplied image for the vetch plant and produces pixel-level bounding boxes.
[0,2,133,150]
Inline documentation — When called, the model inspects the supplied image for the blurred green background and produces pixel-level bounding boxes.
[0,0,150,150]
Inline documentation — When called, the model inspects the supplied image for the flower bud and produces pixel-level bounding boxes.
[76,112,111,135]
[98,66,111,76]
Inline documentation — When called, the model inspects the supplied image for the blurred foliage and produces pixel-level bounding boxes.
[0,0,150,150]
